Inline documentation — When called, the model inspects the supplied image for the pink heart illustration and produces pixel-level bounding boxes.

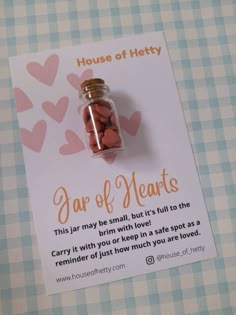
[103,153,117,164]
[20,120,47,153]
[67,69,93,91]
[42,96,69,123]
[13,88,33,112]
[119,111,141,136]
[26,54,59,86]
[60,130,85,155]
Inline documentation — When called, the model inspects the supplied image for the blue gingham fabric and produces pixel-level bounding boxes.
[1,1,235,314]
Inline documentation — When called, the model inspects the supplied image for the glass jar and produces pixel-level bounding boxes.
[79,78,125,157]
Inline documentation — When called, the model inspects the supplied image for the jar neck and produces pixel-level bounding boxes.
[80,83,110,101]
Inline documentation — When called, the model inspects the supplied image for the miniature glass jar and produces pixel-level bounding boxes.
[79,78,125,157]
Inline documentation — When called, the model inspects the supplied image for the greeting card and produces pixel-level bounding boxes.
[9,31,216,294]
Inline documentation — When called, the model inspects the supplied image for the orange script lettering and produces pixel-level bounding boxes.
[53,186,90,224]
[115,169,178,208]
[95,179,114,213]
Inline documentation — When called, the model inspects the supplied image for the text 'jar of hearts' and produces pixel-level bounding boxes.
[79,78,125,157]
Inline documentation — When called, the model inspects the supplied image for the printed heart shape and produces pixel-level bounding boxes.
[60,130,85,155]
[26,54,59,86]
[67,69,93,91]
[103,153,117,164]
[13,88,33,112]
[20,120,47,152]
[119,111,141,136]
[42,96,69,123]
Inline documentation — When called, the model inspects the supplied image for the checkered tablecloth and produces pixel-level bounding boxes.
[1,1,235,314]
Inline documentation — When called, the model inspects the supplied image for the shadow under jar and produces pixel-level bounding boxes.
[80,78,125,158]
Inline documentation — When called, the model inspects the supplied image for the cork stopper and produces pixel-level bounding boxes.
[80,78,105,90]
[80,78,108,100]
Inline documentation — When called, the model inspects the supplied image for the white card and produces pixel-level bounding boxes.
[9,31,217,295]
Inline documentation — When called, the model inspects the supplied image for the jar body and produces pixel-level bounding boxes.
[81,96,124,157]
